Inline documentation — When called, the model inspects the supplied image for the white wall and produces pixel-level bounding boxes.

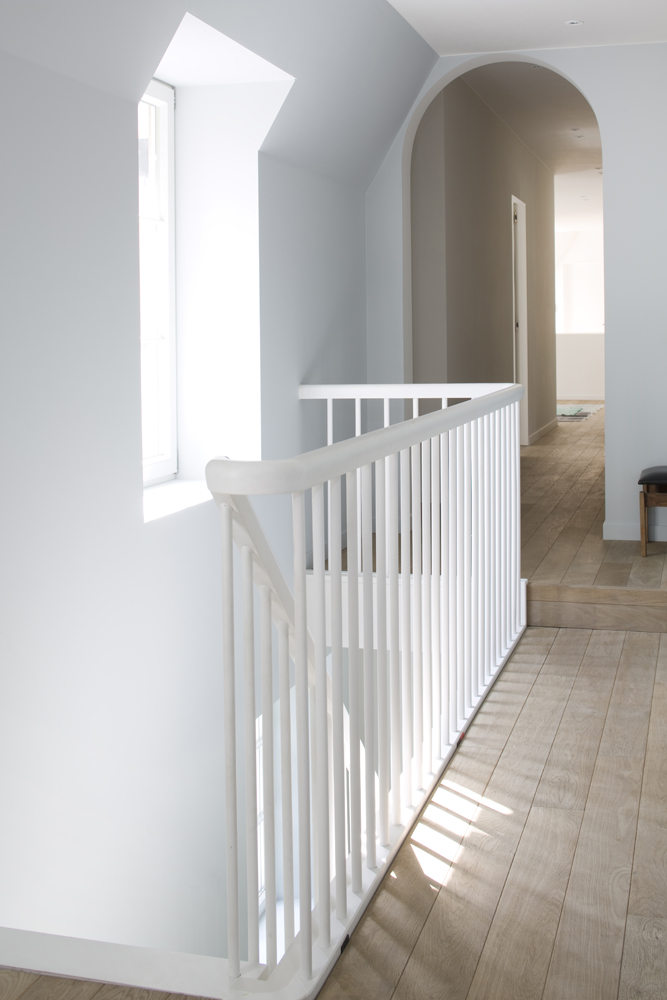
[0,0,436,966]
[554,169,605,401]
[0,50,225,955]
[556,333,605,399]
[366,42,667,541]
[175,82,291,475]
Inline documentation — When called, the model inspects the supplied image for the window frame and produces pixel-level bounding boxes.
[139,78,177,487]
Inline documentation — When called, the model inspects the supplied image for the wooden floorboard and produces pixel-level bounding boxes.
[320,625,665,1000]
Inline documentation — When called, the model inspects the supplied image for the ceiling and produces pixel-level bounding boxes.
[461,62,602,174]
[385,0,667,55]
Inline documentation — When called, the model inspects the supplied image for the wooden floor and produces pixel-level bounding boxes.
[523,407,667,630]
[320,625,667,1000]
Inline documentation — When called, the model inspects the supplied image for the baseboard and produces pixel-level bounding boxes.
[603,521,667,542]
[602,521,640,541]
[0,927,227,999]
[528,418,558,445]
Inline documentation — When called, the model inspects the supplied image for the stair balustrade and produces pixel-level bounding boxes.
[205,383,526,998]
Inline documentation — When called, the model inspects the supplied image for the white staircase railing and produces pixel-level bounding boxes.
[205,383,526,998]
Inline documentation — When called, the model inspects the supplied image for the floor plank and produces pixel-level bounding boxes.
[626,633,667,919]
[618,915,667,1000]
[597,630,658,759]
[0,969,40,1000]
[542,755,644,1000]
[534,630,623,811]
[466,807,582,1000]
[15,977,102,1000]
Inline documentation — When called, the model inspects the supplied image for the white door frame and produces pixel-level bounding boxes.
[512,196,529,446]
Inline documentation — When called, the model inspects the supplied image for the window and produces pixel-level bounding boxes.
[138,79,176,485]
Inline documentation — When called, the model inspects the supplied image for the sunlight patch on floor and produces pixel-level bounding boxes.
[410,844,453,886]
[441,778,512,814]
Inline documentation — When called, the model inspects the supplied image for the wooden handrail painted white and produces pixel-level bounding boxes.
[206,384,523,496]
[298,382,512,399]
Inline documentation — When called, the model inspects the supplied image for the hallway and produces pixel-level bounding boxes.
[319,625,666,1000]
[524,407,667,631]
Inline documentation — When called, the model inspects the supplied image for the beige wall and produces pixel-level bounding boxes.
[411,76,556,439]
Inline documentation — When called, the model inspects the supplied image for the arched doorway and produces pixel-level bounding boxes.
[409,61,603,446]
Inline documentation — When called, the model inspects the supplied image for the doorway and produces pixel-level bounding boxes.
[410,61,603,447]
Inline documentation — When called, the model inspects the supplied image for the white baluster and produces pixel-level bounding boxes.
[505,406,512,645]
[483,413,491,686]
[327,398,333,447]
[463,423,472,718]
[411,442,422,792]
[494,410,501,669]
[312,484,330,948]
[431,436,441,759]
[346,470,362,893]
[400,448,412,809]
[475,418,484,696]
[456,426,465,729]
[471,420,479,703]
[355,399,362,571]
[375,457,389,847]
[448,430,458,743]
[484,413,493,685]
[278,622,295,950]
[387,452,400,826]
[515,400,521,632]
[440,432,449,750]
[242,546,260,967]
[361,463,376,868]
[221,504,240,979]
[329,476,346,920]
[260,586,277,971]
[421,439,432,778]
[291,491,312,979]
[508,404,518,641]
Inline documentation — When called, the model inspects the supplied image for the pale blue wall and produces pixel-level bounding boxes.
[0,0,435,958]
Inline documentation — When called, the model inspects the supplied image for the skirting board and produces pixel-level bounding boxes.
[528,417,557,445]
[0,583,528,1000]
[603,521,667,543]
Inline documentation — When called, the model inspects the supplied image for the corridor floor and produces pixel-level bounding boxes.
[319,626,667,1000]
[522,405,667,588]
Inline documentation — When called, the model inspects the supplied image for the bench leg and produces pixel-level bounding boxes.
[640,489,648,557]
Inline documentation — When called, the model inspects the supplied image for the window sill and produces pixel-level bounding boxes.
[143,479,213,523]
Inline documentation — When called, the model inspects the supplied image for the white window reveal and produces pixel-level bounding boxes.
[138,79,176,486]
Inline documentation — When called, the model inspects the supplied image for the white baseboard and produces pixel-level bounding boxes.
[528,417,557,445]
[0,926,227,999]
[603,521,667,542]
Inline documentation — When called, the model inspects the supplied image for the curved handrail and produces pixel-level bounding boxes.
[298,382,513,399]
[206,383,524,496]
